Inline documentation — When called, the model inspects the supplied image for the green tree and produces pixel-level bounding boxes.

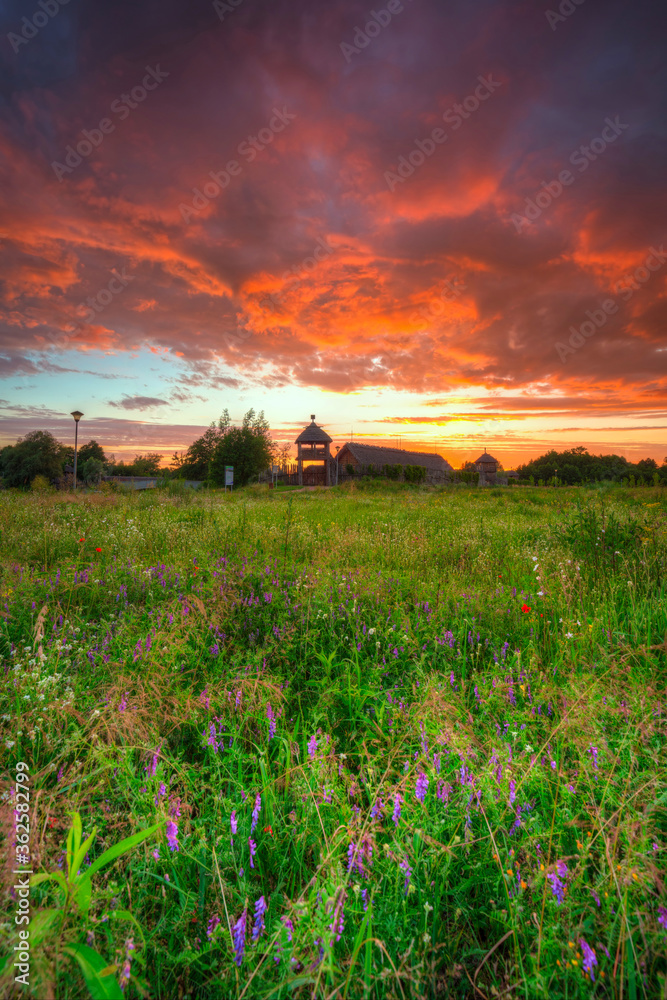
[210,410,274,487]
[178,411,231,480]
[81,458,104,485]
[78,440,107,465]
[0,430,65,487]
[131,453,163,476]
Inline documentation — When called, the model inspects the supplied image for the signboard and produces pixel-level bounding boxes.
[272,465,279,475]
[225,466,234,487]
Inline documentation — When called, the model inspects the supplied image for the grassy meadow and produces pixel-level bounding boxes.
[1,482,666,999]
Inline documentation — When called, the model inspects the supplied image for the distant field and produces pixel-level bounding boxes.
[1,483,666,999]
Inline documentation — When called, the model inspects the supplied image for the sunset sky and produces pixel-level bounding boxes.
[1,0,666,468]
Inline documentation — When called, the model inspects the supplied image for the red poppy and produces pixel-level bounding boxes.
[79,538,85,542]
[263,825,274,837]
[521,603,531,613]
[95,547,102,552]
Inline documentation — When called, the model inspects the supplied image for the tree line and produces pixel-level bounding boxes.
[0,410,275,489]
[516,446,667,486]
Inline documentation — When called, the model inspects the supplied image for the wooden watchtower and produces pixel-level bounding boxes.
[295,415,332,486]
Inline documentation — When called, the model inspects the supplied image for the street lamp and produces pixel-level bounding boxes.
[71,411,83,490]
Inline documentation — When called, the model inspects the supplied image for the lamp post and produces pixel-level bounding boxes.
[71,411,83,490]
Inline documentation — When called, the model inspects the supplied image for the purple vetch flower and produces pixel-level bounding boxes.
[579,938,597,980]
[509,780,516,805]
[329,889,346,943]
[252,895,267,942]
[392,793,402,826]
[281,915,294,942]
[267,703,276,739]
[307,734,317,759]
[232,907,247,966]
[399,859,412,894]
[152,848,160,861]
[556,859,568,877]
[230,810,237,838]
[590,889,601,907]
[249,837,257,868]
[119,937,135,991]
[166,820,179,852]
[118,691,128,712]
[436,780,451,803]
[199,687,210,711]
[251,793,261,833]
[415,771,429,804]
[169,796,182,819]
[547,872,565,905]
[207,914,221,940]
[146,742,163,777]
[658,905,667,929]
[361,888,368,911]
[370,797,383,819]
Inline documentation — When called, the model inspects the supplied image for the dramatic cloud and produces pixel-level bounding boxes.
[0,0,665,462]
[108,395,169,410]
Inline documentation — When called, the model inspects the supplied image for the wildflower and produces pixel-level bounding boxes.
[166,820,179,852]
[658,905,667,929]
[565,631,574,639]
[232,907,247,966]
[267,703,276,739]
[399,859,412,894]
[251,793,261,833]
[95,547,102,552]
[207,914,221,940]
[579,938,597,980]
[119,937,135,991]
[79,537,85,542]
[521,604,531,613]
[252,895,267,942]
[415,771,429,804]
[152,848,160,861]
[146,742,163,777]
[370,797,383,818]
[248,837,257,868]
[392,792,402,826]
[547,872,565,905]
[230,810,237,838]
[307,734,317,759]
[118,692,128,712]
[281,915,294,942]
[329,888,346,943]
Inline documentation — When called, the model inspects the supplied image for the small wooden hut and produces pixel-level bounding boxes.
[295,415,333,486]
[474,449,499,486]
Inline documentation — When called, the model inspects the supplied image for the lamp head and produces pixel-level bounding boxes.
[71,410,83,422]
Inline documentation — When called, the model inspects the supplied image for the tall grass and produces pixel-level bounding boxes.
[1,484,666,998]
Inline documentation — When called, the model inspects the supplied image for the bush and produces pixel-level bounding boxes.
[30,474,52,492]
[404,465,427,483]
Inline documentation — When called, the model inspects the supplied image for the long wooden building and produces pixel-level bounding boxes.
[336,442,452,482]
